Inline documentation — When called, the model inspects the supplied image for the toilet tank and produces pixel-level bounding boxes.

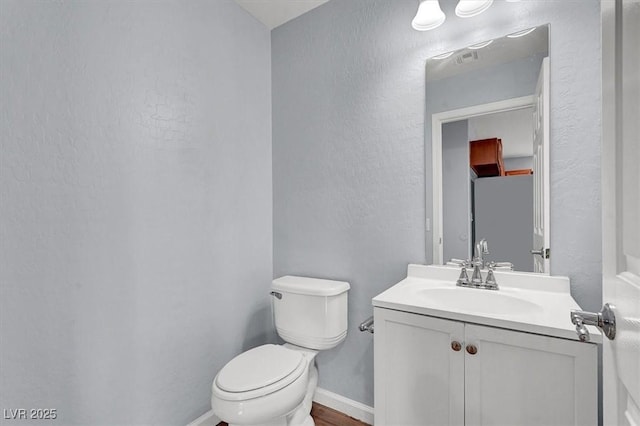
[271,276,350,350]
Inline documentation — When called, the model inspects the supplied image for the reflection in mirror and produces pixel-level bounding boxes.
[427,25,549,273]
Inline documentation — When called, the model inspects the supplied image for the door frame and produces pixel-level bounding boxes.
[430,95,535,264]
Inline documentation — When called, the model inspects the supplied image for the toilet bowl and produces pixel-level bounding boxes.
[210,276,350,426]
[211,344,317,426]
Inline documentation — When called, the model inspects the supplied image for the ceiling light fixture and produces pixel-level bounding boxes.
[412,0,446,31]
[455,0,494,18]
[507,27,537,38]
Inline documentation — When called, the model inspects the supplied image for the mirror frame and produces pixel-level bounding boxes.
[430,95,536,265]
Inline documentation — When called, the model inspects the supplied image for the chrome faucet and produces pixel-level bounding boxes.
[471,238,489,285]
[449,238,499,290]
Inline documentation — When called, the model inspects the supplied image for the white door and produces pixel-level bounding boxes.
[602,1,640,425]
[532,57,550,273]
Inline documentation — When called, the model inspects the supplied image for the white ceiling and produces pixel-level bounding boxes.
[234,0,330,30]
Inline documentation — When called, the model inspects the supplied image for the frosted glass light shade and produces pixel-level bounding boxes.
[412,0,446,31]
[455,0,493,18]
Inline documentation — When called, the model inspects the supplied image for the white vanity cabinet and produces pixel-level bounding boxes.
[374,307,598,426]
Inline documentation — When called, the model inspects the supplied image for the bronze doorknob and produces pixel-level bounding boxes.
[451,341,462,351]
[466,344,478,355]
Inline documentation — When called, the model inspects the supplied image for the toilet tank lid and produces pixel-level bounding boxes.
[272,276,350,296]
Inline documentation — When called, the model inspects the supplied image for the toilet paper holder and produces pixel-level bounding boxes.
[359,316,374,334]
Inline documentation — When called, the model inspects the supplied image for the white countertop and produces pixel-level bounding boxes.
[372,264,601,344]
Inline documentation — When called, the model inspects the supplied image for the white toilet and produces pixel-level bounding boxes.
[211,275,350,426]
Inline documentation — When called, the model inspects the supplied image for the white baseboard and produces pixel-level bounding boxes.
[186,409,219,426]
[186,388,374,426]
[313,387,374,425]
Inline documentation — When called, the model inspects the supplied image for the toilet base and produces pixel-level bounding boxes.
[296,415,314,426]
[228,419,312,426]
[229,421,286,426]
[228,416,312,426]
[286,363,318,426]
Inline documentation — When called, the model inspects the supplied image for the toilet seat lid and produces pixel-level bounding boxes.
[216,344,304,393]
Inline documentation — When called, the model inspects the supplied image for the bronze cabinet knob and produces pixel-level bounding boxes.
[466,344,478,355]
[451,341,462,351]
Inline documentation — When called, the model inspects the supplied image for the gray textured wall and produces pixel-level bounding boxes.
[0,1,272,424]
[273,0,601,407]
[442,120,471,261]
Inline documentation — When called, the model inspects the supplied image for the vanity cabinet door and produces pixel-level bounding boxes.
[463,324,597,426]
[374,308,465,426]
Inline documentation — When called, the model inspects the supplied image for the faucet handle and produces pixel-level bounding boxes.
[448,258,471,268]
[487,261,514,271]
[484,267,499,290]
[456,267,470,286]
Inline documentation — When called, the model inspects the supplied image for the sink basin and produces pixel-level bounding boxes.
[372,265,602,343]
[415,287,543,317]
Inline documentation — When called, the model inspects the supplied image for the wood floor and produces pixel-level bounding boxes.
[310,402,370,426]
[216,402,370,426]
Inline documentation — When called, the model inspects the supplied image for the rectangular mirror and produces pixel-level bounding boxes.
[427,25,550,273]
